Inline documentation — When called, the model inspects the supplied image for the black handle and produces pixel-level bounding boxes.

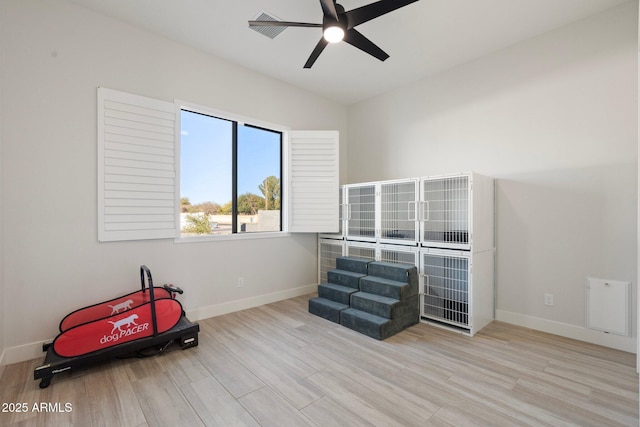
[139,265,158,336]
[163,283,183,295]
[140,265,153,291]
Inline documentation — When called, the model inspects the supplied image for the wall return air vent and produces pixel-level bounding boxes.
[249,12,286,39]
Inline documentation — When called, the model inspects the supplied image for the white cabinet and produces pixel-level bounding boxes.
[421,249,470,327]
[319,239,418,284]
[345,240,377,261]
[318,238,345,283]
[419,172,494,251]
[380,180,419,245]
[342,174,494,250]
[345,241,419,267]
[379,244,419,267]
[345,179,419,245]
[420,247,494,336]
[418,173,494,336]
[319,172,495,336]
[345,182,377,242]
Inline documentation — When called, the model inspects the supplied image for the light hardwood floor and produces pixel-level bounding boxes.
[0,294,638,426]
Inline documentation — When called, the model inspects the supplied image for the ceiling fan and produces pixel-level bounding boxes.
[248,0,420,69]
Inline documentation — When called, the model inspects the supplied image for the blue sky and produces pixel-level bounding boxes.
[180,110,280,205]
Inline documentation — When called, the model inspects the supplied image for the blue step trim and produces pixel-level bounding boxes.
[359,276,418,300]
[350,292,419,319]
[308,297,349,324]
[318,282,359,305]
[327,269,366,289]
[340,307,419,340]
[336,256,370,275]
[368,262,418,285]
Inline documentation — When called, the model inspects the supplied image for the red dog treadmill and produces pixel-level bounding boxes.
[34,266,199,388]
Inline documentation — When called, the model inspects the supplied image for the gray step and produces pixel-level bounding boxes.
[350,292,420,319]
[318,282,359,305]
[327,269,366,289]
[359,276,418,300]
[368,262,418,285]
[336,256,370,275]
[340,308,419,340]
[308,297,349,324]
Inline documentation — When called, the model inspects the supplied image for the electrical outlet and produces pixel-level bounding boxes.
[544,293,553,306]
[237,277,244,288]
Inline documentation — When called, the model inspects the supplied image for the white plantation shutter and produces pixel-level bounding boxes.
[97,87,177,242]
[289,130,339,233]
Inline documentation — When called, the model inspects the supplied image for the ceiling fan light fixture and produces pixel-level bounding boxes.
[323,25,344,43]
[249,0,420,68]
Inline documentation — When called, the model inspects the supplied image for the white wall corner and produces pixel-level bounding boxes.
[636,0,640,373]
[0,0,5,377]
[496,309,636,354]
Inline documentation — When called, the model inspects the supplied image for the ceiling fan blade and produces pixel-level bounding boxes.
[248,20,322,28]
[343,28,389,62]
[319,0,339,21]
[304,37,329,68]
[345,0,419,28]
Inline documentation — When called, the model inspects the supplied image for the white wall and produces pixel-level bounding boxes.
[0,0,5,373]
[349,2,638,352]
[0,0,347,363]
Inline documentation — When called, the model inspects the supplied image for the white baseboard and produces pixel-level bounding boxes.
[0,283,318,366]
[496,309,636,353]
[1,341,47,366]
[186,283,317,321]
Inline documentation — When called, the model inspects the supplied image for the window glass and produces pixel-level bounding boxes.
[179,110,282,237]
[237,124,282,233]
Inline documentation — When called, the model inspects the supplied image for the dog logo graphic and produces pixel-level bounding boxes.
[108,314,139,334]
[108,299,134,315]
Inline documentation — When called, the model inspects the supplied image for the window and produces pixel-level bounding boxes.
[179,109,282,237]
[97,87,339,242]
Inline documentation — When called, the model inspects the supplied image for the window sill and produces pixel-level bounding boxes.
[174,231,291,244]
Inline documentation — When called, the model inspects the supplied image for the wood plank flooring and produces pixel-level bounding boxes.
[0,294,637,426]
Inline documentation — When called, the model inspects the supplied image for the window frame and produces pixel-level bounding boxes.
[97,87,339,243]
[175,100,290,243]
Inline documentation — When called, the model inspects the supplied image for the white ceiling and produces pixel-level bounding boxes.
[68,0,630,105]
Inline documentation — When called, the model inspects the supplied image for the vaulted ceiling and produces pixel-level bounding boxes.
[68,0,630,105]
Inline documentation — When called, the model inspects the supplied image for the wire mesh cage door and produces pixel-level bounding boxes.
[346,184,377,242]
[379,245,418,268]
[420,249,471,330]
[318,239,345,283]
[420,174,471,250]
[379,180,418,245]
[345,241,377,262]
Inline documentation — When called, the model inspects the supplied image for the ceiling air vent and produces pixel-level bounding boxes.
[249,11,286,39]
